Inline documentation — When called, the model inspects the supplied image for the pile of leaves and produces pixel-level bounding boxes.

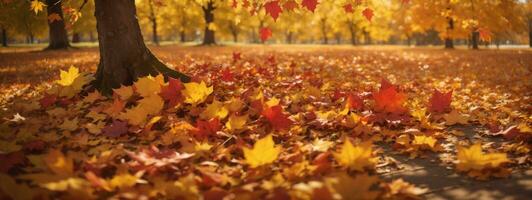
[0,49,530,200]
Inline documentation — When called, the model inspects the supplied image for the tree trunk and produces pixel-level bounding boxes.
[286,32,293,44]
[45,0,70,50]
[444,18,454,49]
[528,18,532,48]
[148,0,159,45]
[72,32,81,43]
[363,30,371,45]
[406,36,411,46]
[1,27,7,47]
[471,30,479,50]
[335,33,341,44]
[92,0,189,95]
[180,30,186,42]
[321,18,328,44]
[202,1,215,45]
[229,24,238,43]
[89,31,95,42]
[348,22,357,45]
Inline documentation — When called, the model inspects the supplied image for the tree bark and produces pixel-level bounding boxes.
[45,0,70,50]
[1,27,7,47]
[92,0,189,95]
[180,30,186,42]
[320,18,328,44]
[202,1,216,45]
[471,30,479,50]
[444,18,454,49]
[286,32,293,44]
[363,30,371,45]
[348,21,357,45]
[72,32,81,43]
[148,0,159,45]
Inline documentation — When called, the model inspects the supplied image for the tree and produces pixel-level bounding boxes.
[45,0,70,49]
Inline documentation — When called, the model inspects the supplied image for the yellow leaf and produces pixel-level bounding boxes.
[226,114,247,131]
[325,172,380,200]
[44,149,74,176]
[456,143,509,172]
[182,81,213,105]
[444,110,469,125]
[120,106,148,126]
[42,177,88,191]
[137,95,164,115]
[113,86,134,100]
[109,173,138,189]
[334,140,376,172]
[134,75,164,97]
[225,97,244,112]
[57,66,80,86]
[265,97,280,107]
[412,135,437,149]
[30,0,46,14]
[243,134,281,168]
[200,100,228,120]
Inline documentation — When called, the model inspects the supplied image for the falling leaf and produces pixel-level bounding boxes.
[30,0,45,14]
[362,8,374,22]
[301,0,318,12]
[47,13,62,23]
[243,134,281,168]
[264,0,282,21]
[260,27,273,42]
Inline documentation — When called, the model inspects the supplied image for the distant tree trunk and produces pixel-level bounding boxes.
[348,21,357,45]
[335,33,341,44]
[286,31,293,44]
[444,18,454,49]
[320,18,328,44]
[363,30,371,45]
[72,32,81,43]
[471,30,479,50]
[229,24,238,43]
[528,17,532,48]
[45,0,70,50]
[92,0,189,95]
[1,27,7,47]
[180,30,186,42]
[406,35,411,46]
[89,31,95,42]
[148,0,159,45]
[202,1,216,45]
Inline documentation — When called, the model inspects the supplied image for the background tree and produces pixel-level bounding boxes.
[45,0,70,49]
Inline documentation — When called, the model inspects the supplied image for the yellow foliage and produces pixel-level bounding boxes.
[182,81,213,105]
[243,135,281,168]
[334,140,376,172]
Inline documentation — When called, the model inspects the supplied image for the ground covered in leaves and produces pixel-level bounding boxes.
[0,45,531,200]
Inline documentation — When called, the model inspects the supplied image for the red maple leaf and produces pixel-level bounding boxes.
[373,86,407,114]
[380,78,395,90]
[192,118,221,139]
[346,93,363,110]
[102,120,128,138]
[160,77,184,107]
[232,51,241,62]
[428,89,452,113]
[301,0,318,12]
[283,0,298,11]
[262,105,293,131]
[343,4,353,13]
[362,8,374,22]
[220,69,234,82]
[39,94,57,109]
[264,0,282,21]
[260,27,272,42]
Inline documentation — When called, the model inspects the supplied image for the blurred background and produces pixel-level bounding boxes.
[1,0,531,48]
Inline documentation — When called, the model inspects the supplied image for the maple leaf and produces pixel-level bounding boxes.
[39,94,57,109]
[243,134,281,168]
[232,52,241,62]
[47,13,62,23]
[477,27,492,42]
[428,89,452,113]
[200,100,229,120]
[262,105,293,131]
[443,110,468,125]
[191,118,221,139]
[372,85,407,114]
[456,143,510,179]
[411,135,439,151]
[362,8,374,22]
[383,179,427,199]
[113,86,133,100]
[134,75,164,97]
[345,93,363,110]
[44,149,73,176]
[283,0,298,11]
[225,114,247,131]
[56,66,93,98]
[160,77,184,107]
[56,66,80,86]
[260,27,273,42]
[264,0,282,21]
[220,69,234,82]
[343,4,353,13]
[182,81,213,105]
[138,95,164,115]
[102,120,128,137]
[301,0,318,12]
[30,0,45,14]
[324,173,380,200]
[334,140,376,172]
